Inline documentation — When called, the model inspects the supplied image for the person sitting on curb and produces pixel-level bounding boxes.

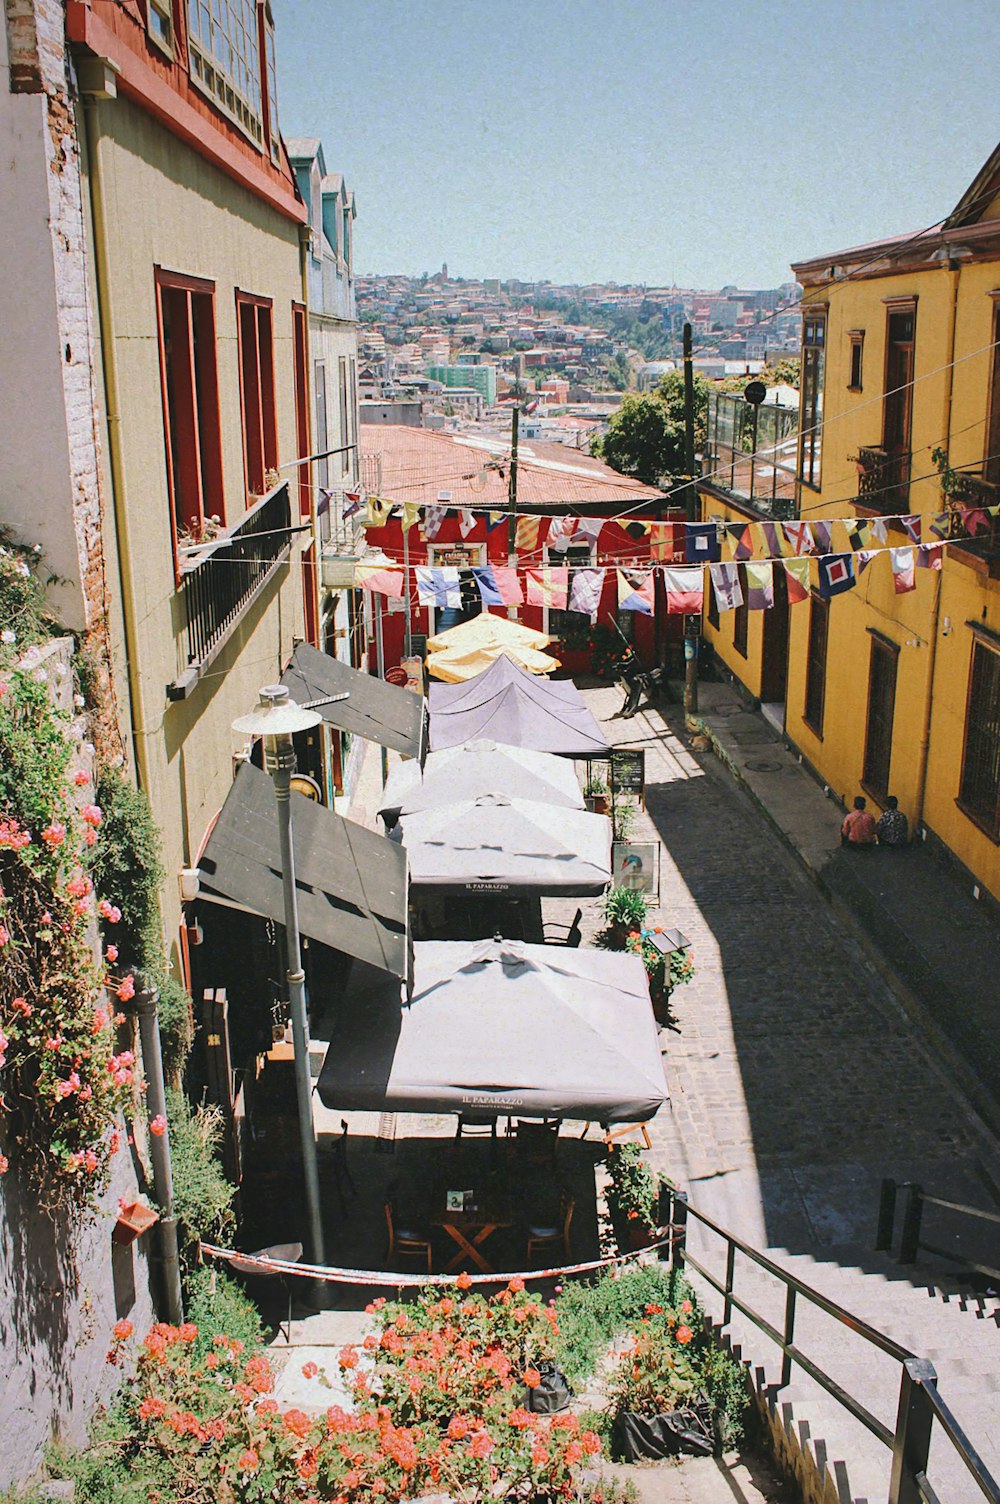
[841,795,877,848]
[876,795,909,848]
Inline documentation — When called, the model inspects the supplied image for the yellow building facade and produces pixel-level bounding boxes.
[701,145,1000,902]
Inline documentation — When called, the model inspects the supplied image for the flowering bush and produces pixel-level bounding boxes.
[605,1143,661,1234]
[0,666,137,1202]
[624,928,695,1005]
[74,1282,602,1504]
[610,1300,700,1415]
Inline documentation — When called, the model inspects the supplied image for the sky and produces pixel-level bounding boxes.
[274,0,1000,290]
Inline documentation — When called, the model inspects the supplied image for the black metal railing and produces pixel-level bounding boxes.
[170,482,292,699]
[854,445,912,512]
[940,470,1000,560]
[877,1177,1000,1283]
[660,1186,999,1504]
[703,391,798,519]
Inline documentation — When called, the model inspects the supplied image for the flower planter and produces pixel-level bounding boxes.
[113,1199,160,1246]
[612,1398,715,1460]
[626,1219,656,1251]
[585,793,610,815]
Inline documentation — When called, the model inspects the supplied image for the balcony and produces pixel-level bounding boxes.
[318,482,367,589]
[168,482,293,700]
[939,470,1000,577]
[702,391,798,519]
[853,446,911,513]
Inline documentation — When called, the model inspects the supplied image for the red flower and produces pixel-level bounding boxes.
[456,1270,472,1290]
[237,1449,259,1472]
[523,1367,541,1388]
[468,1431,494,1458]
[676,1324,693,1345]
[338,1345,359,1369]
[284,1408,311,1439]
[149,1114,166,1137]
[112,1319,133,1342]
[302,1360,319,1379]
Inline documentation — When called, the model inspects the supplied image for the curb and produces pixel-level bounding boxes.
[691,712,1000,1152]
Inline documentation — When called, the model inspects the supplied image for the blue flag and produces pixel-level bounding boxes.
[684,522,721,563]
[817,553,856,598]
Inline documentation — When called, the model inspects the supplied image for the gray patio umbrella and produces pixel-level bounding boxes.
[378,739,585,826]
[316,939,668,1125]
[398,792,611,895]
[428,654,611,756]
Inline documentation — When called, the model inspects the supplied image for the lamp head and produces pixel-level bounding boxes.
[232,684,323,740]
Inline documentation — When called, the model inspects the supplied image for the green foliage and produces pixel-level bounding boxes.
[556,621,631,680]
[603,885,648,932]
[164,1087,236,1265]
[605,352,632,392]
[717,357,800,394]
[0,527,59,654]
[0,665,74,835]
[599,373,709,485]
[89,768,164,976]
[184,1264,264,1359]
[552,1264,692,1387]
[605,1143,660,1233]
[157,974,195,1080]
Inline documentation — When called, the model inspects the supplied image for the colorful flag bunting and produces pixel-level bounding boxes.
[458,508,477,538]
[812,521,833,553]
[890,546,915,594]
[316,487,333,518]
[515,516,542,554]
[618,567,657,615]
[648,522,674,561]
[929,512,952,540]
[526,567,568,609]
[782,521,815,556]
[486,511,508,531]
[545,515,578,553]
[709,562,743,612]
[342,490,361,520]
[917,543,944,570]
[848,519,871,551]
[899,515,921,544]
[729,523,754,561]
[401,501,422,533]
[662,566,703,615]
[817,552,856,598]
[870,519,889,546]
[574,518,605,548]
[855,549,879,575]
[472,565,522,607]
[685,522,721,563]
[421,504,449,540]
[415,566,461,607]
[960,506,990,536]
[761,522,786,558]
[354,562,404,598]
[362,494,393,528]
[568,567,606,615]
[745,561,774,610]
[784,558,811,604]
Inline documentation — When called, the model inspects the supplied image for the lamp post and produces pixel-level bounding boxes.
[232,685,325,1267]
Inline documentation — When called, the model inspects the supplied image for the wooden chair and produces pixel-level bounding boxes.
[526,1191,574,1265]
[455,1113,498,1141]
[510,1118,561,1167]
[384,1201,433,1273]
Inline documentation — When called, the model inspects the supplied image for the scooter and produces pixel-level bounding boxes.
[618,648,667,718]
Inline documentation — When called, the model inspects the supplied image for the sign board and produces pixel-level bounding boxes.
[684,613,702,637]
[610,748,645,803]
[438,546,477,567]
[611,842,659,900]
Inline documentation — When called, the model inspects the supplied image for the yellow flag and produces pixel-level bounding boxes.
[515,516,541,553]
[401,502,421,534]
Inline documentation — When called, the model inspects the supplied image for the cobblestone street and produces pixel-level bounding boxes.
[545,684,998,1258]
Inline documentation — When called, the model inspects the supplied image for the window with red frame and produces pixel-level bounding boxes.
[154,269,225,560]
[292,302,310,516]
[236,292,277,497]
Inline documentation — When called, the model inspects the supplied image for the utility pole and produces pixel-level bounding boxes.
[682,322,699,723]
[506,405,519,619]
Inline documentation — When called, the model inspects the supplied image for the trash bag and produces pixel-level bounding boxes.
[612,1397,716,1459]
[524,1359,574,1414]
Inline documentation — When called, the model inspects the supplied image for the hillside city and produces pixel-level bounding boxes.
[0,5,998,1504]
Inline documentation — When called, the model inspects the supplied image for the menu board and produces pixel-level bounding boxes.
[610,748,645,803]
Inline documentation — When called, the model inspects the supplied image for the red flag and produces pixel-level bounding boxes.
[662,566,703,614]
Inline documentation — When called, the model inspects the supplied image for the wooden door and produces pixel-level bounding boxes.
[882,308,915,507]
[863,634,899,800]
[760,563,789,704]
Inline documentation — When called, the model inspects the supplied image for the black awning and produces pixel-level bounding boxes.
[197,763,410,980]
[281,642,427,761]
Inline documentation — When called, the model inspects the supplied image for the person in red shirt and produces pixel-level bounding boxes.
[842,795,877,848]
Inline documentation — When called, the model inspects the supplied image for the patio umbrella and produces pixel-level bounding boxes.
[426,613,559,682]
[378,739,585,826]
[428,654,611,756]
[316,938,668,1125]
[398,792,611,895]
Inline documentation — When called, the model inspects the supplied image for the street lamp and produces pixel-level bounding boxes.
[232,684,325,1267]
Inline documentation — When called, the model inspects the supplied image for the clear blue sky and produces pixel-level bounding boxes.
[274,0,1000,289]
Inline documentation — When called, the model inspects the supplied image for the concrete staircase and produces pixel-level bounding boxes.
[685,1228,1000,1503]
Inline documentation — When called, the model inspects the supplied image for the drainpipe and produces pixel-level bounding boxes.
[912,262,960,833]
[135,980,184,1325]
[80,95,154,802]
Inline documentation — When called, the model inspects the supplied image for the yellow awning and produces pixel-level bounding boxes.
[426,642,561,683]
[426,611,551,655]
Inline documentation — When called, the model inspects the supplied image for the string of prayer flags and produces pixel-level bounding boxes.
[568,567,606,615]
[917,543,944,570]
[525,567,568,610]
[685,522,721,563]
[472,565,523,607]
[784,558,811,604]
[745,561,774,610]
[458,508,477,538]
[729,523,755,561]
[662,566,703,615]
[817,553,856,598]
[782,521,815,556]
[618,568,656,615]
[400,501,422,533]
[899,515,921,544]
[354,561,404,598]
[415,566,461,608]
[709,562,743,612]
[890,546,915,594]
[421,504,449,540]
[812,521,833,553]
[515,515,542,553]
[342,490,361,520]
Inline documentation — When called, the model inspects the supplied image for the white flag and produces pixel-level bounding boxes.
[709,562,744,612]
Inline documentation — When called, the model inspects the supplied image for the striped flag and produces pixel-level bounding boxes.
[568,567,606,615]
[648,522,674,561]
[709,562,743,612]
[354,562,404,598]
[890,546,915,593]
[745,561,774,609]
[784,558,811,604]
[472,565,523,607]
[415,566,461,607]
[525,567,568,609]
[515,516,542,553]
[761,523,785,558]
[661,566,703,615]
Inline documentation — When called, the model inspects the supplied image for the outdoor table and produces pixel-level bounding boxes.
[430,1182,513,1274]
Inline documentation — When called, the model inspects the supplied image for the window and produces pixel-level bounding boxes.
[147,0,174,54]
[548,543,593,636]
[342,203,351,270]
[986,302,1000,487]
[862,633,899,801]
[260,2,280,162]
[236,292,277,497]
[292,303,310,516]
[314,361,329,488]
[707,563,719,631]
[803,592,829,735]
[338,356,349,473]
[733,565,748,657]
[187,0,264,146]
[848,330,864,391]
[959,635,1000,838]
[798,313,826,487]
[349,356,358,452]
[154,269,224,566]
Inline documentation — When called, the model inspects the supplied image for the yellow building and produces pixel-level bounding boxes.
[700,143,1000,903]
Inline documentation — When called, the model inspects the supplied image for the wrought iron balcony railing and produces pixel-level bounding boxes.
[939,469,1000,568]
[702,391,798,519]
[854,446,911,513]
[168,481,293,700]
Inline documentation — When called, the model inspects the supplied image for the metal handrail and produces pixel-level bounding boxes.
[877,1177,1000,1281]
[663,1187,1000,1504]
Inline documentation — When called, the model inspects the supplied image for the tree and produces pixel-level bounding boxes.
[604,351,632,391]
[599,371,709,485]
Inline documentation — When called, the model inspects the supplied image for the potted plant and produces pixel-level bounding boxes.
[113,1198,160,1246]
[612,797,636,843]
[603,885,648,945]
[584,772,610,815]
[609,1305,716,1460]
[605,1143,660,1249]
